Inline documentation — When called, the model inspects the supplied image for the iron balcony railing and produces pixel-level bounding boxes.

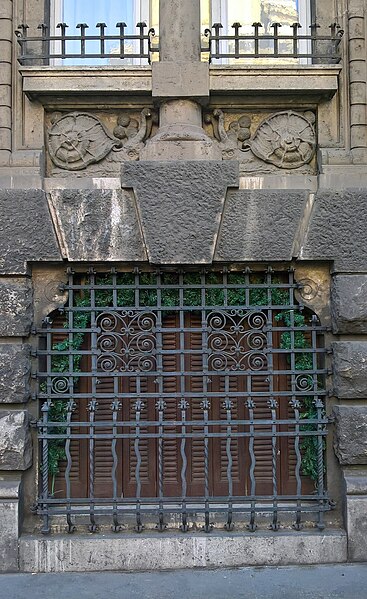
[16,21,343,65]
[16,22,157,64]
[202,22,344,62]
[34,267,331,535]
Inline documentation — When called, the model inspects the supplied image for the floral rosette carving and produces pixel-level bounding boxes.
[48,112,117,170]
[249,111,316,169]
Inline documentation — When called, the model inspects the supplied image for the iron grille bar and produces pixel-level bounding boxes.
[36,266,330,534]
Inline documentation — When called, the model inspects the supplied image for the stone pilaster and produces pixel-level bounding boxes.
[145,0,215,160]
[0,476,22,571]
[331,271,367,562]
[0,275,34,572]
[348,0,367,163]
[342,468,367,561]
[0,0,12,165]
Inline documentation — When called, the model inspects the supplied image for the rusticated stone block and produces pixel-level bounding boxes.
[121,161,239,264]
[331,275,367,334]
[334,406,367,465]
[0,278,32,336]
[0,477,22,572]
[0,411,32,470]
[215,189,307,262]
[0,344,31,403]
[0,189,61,274]
[49,189,146,262]
[333,342,367,398]
[301,190,367,272]
[345,495,367,562]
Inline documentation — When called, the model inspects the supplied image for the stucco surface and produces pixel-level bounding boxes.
[0,189,61,274]
[0,278,32,336]
[49,188,147,262]
[331,275,367,334]
[332,342,367,399]
[121,161,239,264]
[215,189,307,262]
[0,410,32,470]
[301,190,367,271]
[334,406,367,465]
[0,344,30,403]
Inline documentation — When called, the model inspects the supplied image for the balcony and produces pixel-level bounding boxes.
[16,21,343,103]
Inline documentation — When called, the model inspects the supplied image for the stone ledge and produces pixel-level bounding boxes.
[19,530,347,573]
[20,66,153,102]
[209,65,341,100]
[19,65,340,104]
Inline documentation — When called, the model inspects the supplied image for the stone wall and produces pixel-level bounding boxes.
[0,0,367,573]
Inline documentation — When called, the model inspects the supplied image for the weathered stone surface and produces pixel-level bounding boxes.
[0,278,33,336]
[0,189,61,274]
[49,189,146,262]
[301,190,367,272]
[152,62,209,99]
[333,342,367,399]
[19,530,346,573]
[121,161,239,264]
[331,275,367,334]
[344,494,367,562]
[0,411,32,471]
[343,467,367,495]
[334,406,367,465]
[0,477,21,572]
[215,189,307,261]
[0,344,30,403]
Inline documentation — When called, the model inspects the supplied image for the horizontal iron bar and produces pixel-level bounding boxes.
[37,494,329,505]
[38,430,328,441]
[38,390,328,399]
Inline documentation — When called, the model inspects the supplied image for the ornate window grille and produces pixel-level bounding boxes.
[36,266,330,534]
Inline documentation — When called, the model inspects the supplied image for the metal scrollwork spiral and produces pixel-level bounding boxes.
[51,376,69,394]
[207,310,268,371]
[96,311,157,372]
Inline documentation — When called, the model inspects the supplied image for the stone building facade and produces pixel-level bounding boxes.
[1,0,367,572]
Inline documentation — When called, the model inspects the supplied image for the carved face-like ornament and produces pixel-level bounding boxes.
[250,111,316,169]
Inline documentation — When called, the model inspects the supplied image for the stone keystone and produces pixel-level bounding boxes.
[121,161,239,264]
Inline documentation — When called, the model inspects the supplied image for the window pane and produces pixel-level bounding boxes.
[208,0,311,64]
[51,0,157,65]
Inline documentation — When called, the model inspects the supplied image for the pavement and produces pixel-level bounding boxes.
[1,564,367,599]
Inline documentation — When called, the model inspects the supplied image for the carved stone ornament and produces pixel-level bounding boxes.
[249,111,316,169]
[206,109,316,172]
[47,109,157,171]
[48,113,117,170]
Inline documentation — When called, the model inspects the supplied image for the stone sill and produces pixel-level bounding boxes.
[209,65,341,100]
[20,66,153,101]
[20,529,347,572]
[20,64,341,103]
